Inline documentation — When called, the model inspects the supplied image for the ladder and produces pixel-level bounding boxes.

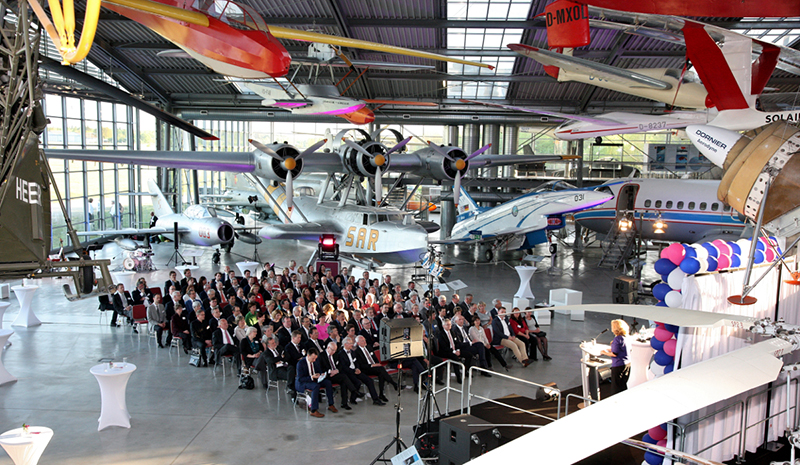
[598,226,637,269]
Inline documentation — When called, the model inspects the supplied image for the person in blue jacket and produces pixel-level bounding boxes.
[601,319,630,395]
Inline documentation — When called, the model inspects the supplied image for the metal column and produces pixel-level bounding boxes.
[446,125,459,146]
[482,124,501,202]
[502,125,519,188]
[573,140,585,250]
[463,123,480,178]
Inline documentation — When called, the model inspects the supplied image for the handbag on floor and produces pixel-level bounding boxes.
[188,348,201,367]
[239,368,255,390]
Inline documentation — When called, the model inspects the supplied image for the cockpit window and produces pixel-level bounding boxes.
[184,205,216,218]
[531,180,578,193]
[194,0,266,32]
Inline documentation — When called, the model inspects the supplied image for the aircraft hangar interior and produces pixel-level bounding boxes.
[2,0,800,464]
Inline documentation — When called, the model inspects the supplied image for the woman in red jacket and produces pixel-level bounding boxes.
[509,308,537,361]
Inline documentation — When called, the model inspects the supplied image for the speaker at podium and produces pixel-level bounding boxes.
[379,318,425,361]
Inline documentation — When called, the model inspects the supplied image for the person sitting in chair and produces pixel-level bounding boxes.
[295,347,337,418]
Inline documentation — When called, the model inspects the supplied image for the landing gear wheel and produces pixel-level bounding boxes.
[222,239,233,253]
[80,263,94,294]
[484,249,494,262]
[212,249,221,264]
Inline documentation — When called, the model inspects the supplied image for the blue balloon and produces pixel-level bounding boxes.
[659,423,668,431]
[728,242,741,255]
[650,337,665,351]
[680,257,701,274]
[707,256,718,272]
[656,300,668,307]
[684,246,697,258]
[756,241,766,251]
[654,258,678,275]
[664,324,679,333]
[660,274,670,283]
[653,283,671,301]
[664,364,674,374]
[642,433,656,444]
[645,451,664,465]
[754,250,765,264]
[731,254,742,268]
[654,349,674,366]
[702,243,719,258]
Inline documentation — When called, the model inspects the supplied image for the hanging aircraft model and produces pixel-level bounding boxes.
[431,182,612,260]
[28,0,489,79]
[573,178,749,243]
[468,303,800,465]
[78,179,240,249]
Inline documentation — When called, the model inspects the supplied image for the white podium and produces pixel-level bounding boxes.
[10,286,40,327]
[549,288,584,321]
[90,363,136,431]
[513,266,537,300]
[111,271,137,292]
[579,341,611,403]
[0,330,16,385]
[236,261,260,277]
[0,427,53,465]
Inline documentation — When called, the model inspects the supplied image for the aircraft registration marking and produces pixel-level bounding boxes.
[345,226,379,251]
[639,121,668,130]
[574,193,584,202]
[198,227,211,239]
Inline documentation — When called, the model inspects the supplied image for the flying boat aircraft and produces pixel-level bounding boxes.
[432,181,613,261]
[78,179,239,249]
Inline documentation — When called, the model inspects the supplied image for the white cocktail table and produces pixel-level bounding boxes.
[513,266,537,300]
[0,302,9,348]
[90,362,136,431]
[10,286,39,328]
[236,261,260,277]
[0,330,15,385]
[0,427,53,465]
[628,337,655,389]
[111,271,137,292]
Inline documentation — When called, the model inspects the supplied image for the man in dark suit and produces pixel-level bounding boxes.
[304,326,325,354]
[401,281,417,300]
[171,302,191,352]
[180,268,193,291]
[190,309,213,367]
[131,281,153,306]
[452,314,491,377]
[491,307,531,368]
[446,294,469,316]
[358,318,379,349]
[163,271,180,298]
[436,318,470,383]
[318,341,357,410]
[275,317,293,348]
[111,283,135,330]
[354,335,397,402]
[295,347,337,418]
[339,337,378,405]
[259,336,296,399]
[211,318,240,371]
[284,331,305,377]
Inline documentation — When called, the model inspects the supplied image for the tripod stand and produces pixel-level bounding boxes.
[370,364,407,464]
[166,223,186,266]
[413,265,443,456]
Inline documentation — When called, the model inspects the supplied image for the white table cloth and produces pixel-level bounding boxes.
[10,286,39,328]
[90,363,136,431]
[513,266,537,300]
[0,301,9,329]
[235,261,260,277]
[174,265,199,276]
[628,338,655,389]
[0,427,53,465]
[111,271,137,292]
[0,330,15,385]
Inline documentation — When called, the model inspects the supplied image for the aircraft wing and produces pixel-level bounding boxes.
[508,44,673,90]
[39,57,218,141]
[77,226,189,236]
[551,304,757,328]
[459,99,625,126]
[258,222,343,241]
[45,149,257,172]
[468,338,791,465]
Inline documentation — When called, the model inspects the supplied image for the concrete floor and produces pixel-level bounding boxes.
[0,234,644,464]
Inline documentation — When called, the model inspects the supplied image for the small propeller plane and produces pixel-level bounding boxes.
[78,179,240,248]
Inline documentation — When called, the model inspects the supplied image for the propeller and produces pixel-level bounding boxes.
[426,142,492,207]
[343,137,409,206]
[248,138,327,213]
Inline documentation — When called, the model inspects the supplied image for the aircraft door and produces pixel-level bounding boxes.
[616,184,639,213]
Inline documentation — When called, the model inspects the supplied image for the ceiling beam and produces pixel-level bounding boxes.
[87,37,172,104]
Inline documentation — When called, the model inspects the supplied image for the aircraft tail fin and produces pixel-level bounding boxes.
[456,187,483,221]
[540,0,590,49]
[522,143,534,155]
[147,179,174,218]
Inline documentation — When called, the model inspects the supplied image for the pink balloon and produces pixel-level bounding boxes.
[717,254,731,270]
[654,327,674,342]
[665,243,685,266]
[663,338,677,357]
[716,241,732,256]
[657,439,667,448]
[765,248,776,262]
[649,426,667,441]
[655,322,665,328]
[660,248,670,260]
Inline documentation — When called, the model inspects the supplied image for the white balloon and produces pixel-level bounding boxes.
[737,238,753,258]
[693,244,709,261]
[649,359,666,378]
[697,256,709,273]
[665,290,682,308]
[667,268,686,290]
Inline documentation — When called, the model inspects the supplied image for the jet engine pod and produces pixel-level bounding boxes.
[342,140,390,177]
[688,121,800,224]
[252,143,304,182]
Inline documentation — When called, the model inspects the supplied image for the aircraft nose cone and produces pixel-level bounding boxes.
[686,125,741,168]
[218,223,234,243]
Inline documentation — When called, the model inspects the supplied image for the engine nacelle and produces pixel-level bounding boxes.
[412,146,469,181]
[342,140,391,177]
[252,143,304,182]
